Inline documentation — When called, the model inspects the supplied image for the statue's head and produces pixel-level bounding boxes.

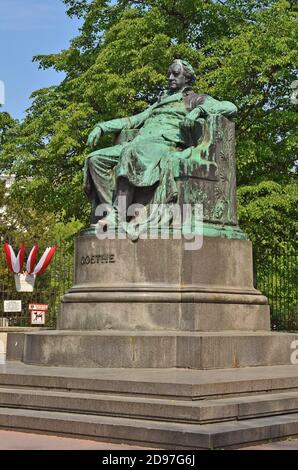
[167,59,196,92]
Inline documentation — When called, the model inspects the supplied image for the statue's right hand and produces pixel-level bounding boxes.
[87,126,102,149]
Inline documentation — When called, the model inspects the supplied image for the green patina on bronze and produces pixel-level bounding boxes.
[83,59,246,239]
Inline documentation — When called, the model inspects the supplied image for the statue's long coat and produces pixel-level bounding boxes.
[84,87,236,205]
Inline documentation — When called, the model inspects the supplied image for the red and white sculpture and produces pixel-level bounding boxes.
[3,242,57,292]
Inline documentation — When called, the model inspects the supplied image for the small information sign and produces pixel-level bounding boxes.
[30,311,46,325]
[4,300,22,313]
[29,304,48,326]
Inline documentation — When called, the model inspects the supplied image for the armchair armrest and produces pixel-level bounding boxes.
[180,118,211,152]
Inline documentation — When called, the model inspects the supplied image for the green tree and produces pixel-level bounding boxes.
[0,111,82,244]
[238,179,298,250]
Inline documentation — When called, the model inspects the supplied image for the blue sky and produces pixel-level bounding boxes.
[0,0,82,120]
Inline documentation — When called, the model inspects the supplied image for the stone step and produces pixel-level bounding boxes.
[0,387,298,424]
[0,407,298,449]
[1,362,298,400]
[18,330,298,369]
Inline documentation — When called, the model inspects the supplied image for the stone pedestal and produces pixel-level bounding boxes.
[58,235,270,332]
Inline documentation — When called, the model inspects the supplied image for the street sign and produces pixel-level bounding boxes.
[4,300,22,313]
[30,311,46,325]
[28,304,48,311]
[29,304,48,326]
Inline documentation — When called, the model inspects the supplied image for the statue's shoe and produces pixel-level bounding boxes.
[120,206,151,241]
[92,209,118,232]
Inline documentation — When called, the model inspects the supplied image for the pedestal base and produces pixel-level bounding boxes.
[20,330,298,369]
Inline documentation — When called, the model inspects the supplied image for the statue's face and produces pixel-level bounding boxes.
[167,63,187,92]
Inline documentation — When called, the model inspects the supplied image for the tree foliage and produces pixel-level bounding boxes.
[238,179,298,250]
[0,0,297,250]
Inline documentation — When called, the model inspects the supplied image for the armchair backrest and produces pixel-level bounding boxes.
[177,115,238,227]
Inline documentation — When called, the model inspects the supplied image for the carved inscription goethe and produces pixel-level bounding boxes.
[81,254,116,265]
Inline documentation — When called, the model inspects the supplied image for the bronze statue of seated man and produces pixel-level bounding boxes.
[84,59,237,228]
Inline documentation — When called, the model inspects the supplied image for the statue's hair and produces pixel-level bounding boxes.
[171,59,196,85]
